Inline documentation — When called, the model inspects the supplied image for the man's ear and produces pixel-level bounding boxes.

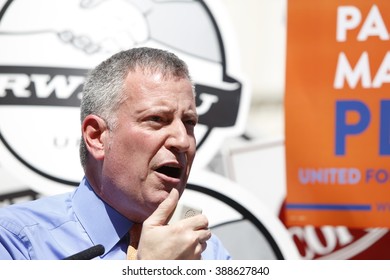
[82,115,109,161]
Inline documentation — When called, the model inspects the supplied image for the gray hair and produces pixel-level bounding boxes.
[79,47,194,170]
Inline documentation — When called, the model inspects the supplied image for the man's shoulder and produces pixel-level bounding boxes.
[0,191,74,231]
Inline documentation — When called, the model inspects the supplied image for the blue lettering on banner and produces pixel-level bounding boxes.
[380,100,390,155]
[376,203,390,212]
[335,100,370,156]
[365,168,390,184]
[335,99,390,156]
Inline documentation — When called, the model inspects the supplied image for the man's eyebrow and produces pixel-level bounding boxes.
[135,106,173,114]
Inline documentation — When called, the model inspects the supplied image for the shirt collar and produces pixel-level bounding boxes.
[72,177,133,256]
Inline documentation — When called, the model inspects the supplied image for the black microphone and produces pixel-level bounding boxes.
[63,244,105,260]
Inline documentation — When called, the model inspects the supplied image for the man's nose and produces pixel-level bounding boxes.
[166,120,191,152]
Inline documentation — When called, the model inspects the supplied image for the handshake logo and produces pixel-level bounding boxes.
[0,0,247,192]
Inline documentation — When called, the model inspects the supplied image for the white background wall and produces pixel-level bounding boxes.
[221,0,287,140]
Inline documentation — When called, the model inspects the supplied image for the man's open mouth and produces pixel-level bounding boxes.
[155,165,182,179]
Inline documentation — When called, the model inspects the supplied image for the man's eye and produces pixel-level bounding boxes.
[185,119,197,127]
[149,116,163,123]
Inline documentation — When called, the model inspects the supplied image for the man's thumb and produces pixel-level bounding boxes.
[144,188,179,226]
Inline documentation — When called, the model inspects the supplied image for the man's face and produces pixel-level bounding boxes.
[100,70,197,222]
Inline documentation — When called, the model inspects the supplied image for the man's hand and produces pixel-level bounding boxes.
[137,189,211,259]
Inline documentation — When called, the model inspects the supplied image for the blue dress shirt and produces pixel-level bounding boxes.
[0,177,231,260]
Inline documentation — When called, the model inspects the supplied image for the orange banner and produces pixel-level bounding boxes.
[285,0,390,228]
